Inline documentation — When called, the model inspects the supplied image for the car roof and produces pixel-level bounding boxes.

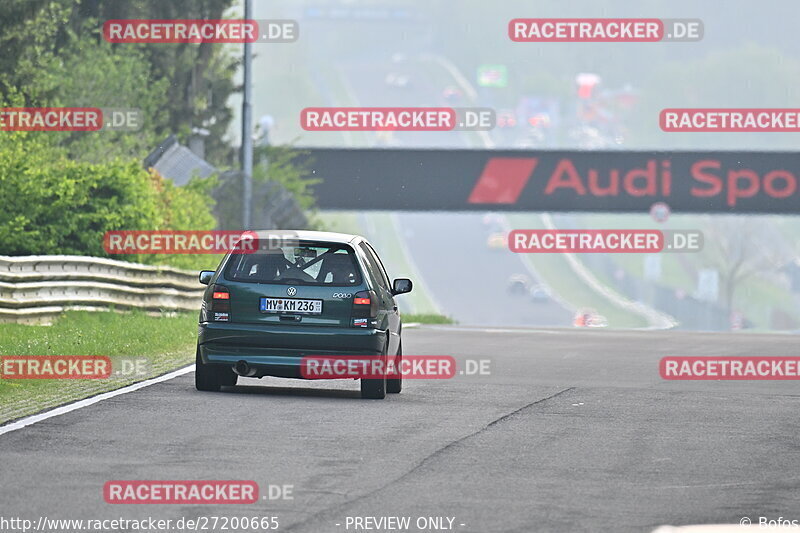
[248,229,363,245]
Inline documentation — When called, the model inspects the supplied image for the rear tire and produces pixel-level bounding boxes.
[361,347,387,399]
[195,347,237,391]
[387,342,402,394]
[220,367,238,387]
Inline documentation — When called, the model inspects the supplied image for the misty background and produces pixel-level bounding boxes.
[221,0,800,332]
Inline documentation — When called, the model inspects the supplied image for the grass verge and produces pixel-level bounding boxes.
[0,310,197,425]
[317,211,442,315]
[506,214,650,328]
[402,314,456,325]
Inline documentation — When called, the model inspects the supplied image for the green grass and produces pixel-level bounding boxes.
[402,314,456,325]
[506,214,650,328]
[0,311,197,425]
[317,211,363,235]
[571,213,797,330]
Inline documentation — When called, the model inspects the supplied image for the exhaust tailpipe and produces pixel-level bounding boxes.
[233,360,257,377]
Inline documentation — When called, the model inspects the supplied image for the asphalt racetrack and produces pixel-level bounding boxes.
[2,326,798,532]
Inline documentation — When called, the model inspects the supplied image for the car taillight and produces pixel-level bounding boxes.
[351,290,378,327]
[207,284,231,321]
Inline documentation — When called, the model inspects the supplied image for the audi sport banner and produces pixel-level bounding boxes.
[304,148,800,213]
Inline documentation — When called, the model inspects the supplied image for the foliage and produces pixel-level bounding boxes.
[42,25,172,162]
[0,128,217,270]
[0,0,239,164]
[401,314,456,325]
[254,144,320,212]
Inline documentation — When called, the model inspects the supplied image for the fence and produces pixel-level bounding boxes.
[0,256,204,324]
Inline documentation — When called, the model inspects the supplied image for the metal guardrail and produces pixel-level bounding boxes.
[0,255,204,324]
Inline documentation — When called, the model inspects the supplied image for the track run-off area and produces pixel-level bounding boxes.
[2,326,798,532]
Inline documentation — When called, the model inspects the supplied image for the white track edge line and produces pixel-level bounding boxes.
[0,364,195,437]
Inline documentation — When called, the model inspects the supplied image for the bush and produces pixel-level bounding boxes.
[0,129,217,270]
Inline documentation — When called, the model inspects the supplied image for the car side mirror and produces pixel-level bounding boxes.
[199,270,215,285]
[392,278,412,295]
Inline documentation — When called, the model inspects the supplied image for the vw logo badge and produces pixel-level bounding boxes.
[287,287,297,296]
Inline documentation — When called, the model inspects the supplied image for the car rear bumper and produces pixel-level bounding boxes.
[198,322,388,378]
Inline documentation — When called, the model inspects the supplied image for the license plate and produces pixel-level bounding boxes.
[260,297,322,315]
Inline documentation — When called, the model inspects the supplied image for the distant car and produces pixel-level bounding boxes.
[497,109,517,128]
[507,274,530,295]
[526,113,551,128]
[196,231,413,399]
[573,308,608,328]
[487,232,507,249]
[385,72,410,88]
[529,285,551,303]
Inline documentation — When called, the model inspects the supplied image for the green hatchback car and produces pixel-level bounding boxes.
[195,230,412,399]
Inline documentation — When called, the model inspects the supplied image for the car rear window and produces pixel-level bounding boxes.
[223,241,362,286]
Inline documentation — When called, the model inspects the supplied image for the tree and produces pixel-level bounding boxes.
[0,0,240,165]
[702,215,793,317]
[0,125,217,269]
